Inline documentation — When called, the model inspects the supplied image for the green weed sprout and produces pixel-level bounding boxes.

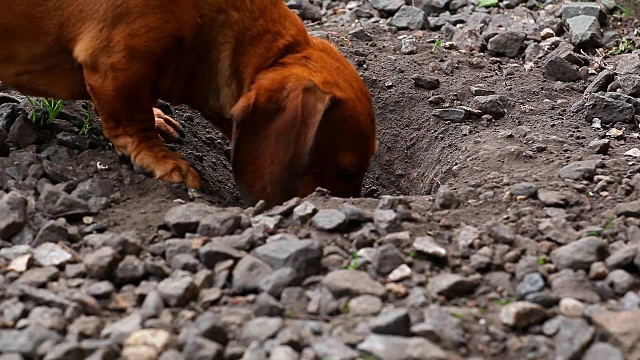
[26,96,63,125]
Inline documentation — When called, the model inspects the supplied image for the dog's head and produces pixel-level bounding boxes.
[229,37,377,207]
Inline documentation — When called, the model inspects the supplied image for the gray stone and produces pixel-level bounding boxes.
[253,239,322,280]
[306,287,338,316]
[348,28,373,42]
[543,57,581,82]
[453,226,480,257]
[157,276,197,307]
[84,231,142,256]
[269,345,298,360]
[115,255,145,284]
[471,95,507,119]
[370,308,411,336]
[605,245,638,269]
[71,177,113,201]
[356,334,447,360]
[171,253,200,272]
[198,243,244,269]
[322,270,385,298]
[435,185,458,209]
[605,269,636,295]
[43,342,86,360]
[140,291,164,320]
[182,336,223,360]
[550,269,600,303]
[604,92,640,114]
[280,287,308,315]
[165,203,219,236]
[509,182,538,198]
[587,139,610,154]
[561,2,607,25]
[582,342,624,360]
[28,306,66,332]
[371,244,405,276]
[84,246,120,280]
[619,291,640,310]
[10,284,72,309]
[0,326,62,358]
[567,15,602,48]
[487,222,515,244]
[265,197,300,217]
[411,306,465,348]
[232,255,274,294]
[240,317,283,344]
[550,236,608,270]
[37,185,91,218]
[292,202,317,224]
[16,266,59,287]
[413,76,440,90]
[500,301,546,328]
[253,292,283,317]
[339,204,371,223]
[584,93,636,125]
[311,337,359,360]
[400,36,418,55]
[584,70,616,94]
[538,217,579,244]
[101,313,142,344]
[558,160,598,181]
[33,218,70,247]
[163,239,194,261]
[427,273,478,298]
[293,0,323,21]
[432,108,467,122]
[609,75,640,97]
[412,236,447,258]
[348,295,383,316]
[525,291,559,308]
[32,242,72,267]
[258,267,297,297]
[390,6,426,30]
[373,209,403,234]
[0,192,27,239]
[487,32,526,58]
[8,116,38,149]
[197,210,242,237]
[311,209,348,231]
[368,0,405,14]
[42,160,72,183]
[0,244,31,260]
[553,317,594,360]
[238,342,266,360]
[83,281,115,298]
[516,272,545,298]
[186,312,228,346]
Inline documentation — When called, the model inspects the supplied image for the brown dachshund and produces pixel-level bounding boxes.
[0,0,377,207]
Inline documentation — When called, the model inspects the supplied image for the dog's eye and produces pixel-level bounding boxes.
[337,168,357,182]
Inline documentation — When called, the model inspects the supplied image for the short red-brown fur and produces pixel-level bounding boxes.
[0,0,377,207]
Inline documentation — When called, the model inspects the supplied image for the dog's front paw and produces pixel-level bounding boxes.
[153,107,184,143]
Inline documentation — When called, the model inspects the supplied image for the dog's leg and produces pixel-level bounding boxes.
[153,107,183,143]
[82,67,202,189]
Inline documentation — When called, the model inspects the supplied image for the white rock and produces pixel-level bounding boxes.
[625,148,640,157]
[559,297,586,317]
[387,264,412,282]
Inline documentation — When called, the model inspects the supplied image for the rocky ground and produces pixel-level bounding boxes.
[2,0,640,359]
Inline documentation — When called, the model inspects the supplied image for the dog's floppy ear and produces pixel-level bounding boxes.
[230,79,332,206]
